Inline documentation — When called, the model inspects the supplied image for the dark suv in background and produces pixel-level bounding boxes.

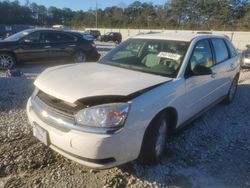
[84,30,101,40]
[100,32,122,44]
[0,29,100,69]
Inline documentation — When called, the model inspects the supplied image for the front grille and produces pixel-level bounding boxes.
[30,90,120,134]
[36,90,85,115]
[31,94,76,132]
[35,95,75,121]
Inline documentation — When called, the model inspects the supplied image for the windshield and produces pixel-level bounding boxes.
[99,39,189,77]
[4,30,31,41]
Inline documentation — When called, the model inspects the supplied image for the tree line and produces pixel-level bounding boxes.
[0,0,249,30]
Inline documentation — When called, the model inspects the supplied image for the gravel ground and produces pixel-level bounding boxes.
[0,43,250,188]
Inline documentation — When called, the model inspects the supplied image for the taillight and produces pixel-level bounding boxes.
[91,43,96,48]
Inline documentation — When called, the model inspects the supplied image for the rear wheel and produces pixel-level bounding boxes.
[73,51,86,63]
[224,75,239,104]
[0,53,16,69]
[139,112,169,164]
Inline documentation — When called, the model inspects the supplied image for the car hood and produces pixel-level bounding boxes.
[35,63,171,103]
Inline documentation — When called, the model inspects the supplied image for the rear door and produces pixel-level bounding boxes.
[41,31,77,60]
[210,38,238,97]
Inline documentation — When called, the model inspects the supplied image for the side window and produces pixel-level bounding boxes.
[224,39,238,57]
[190,40,214,71]
[211,38,229,63]
[58,33,77,42]
[42,32,76,43]
[43,32,59,43]
[23,32,41,43]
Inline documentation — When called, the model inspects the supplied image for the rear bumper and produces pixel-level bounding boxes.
[26,98,143,169]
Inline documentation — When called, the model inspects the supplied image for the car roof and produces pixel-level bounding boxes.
[22,28,69,33]
[132,32,228,42]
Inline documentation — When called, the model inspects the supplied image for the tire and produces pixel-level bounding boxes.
[73,51,87,63]
[0,53,16,70]
[138,112,169,165]
[224,75,239,104]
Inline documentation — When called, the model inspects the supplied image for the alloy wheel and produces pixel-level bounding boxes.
[0,54,14,69]
[74,52,86,63]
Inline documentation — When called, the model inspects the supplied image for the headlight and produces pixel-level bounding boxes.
[75,103,129,129]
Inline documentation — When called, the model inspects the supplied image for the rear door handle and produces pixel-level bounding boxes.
[44,46,51,49]
[211,71,217,78]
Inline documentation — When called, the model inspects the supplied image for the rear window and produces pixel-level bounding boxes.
[211,38,229,63]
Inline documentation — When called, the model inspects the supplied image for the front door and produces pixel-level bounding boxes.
[16,31,49,62]
[182,39,218,122]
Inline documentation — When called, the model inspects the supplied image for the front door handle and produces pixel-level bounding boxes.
[230,63,235,69]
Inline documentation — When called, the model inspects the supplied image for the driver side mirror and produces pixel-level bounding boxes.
[192,64,212,76]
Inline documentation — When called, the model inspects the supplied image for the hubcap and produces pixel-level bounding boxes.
[0,55,14,69]
[155,119,167,158]
[74,52,86,63]
[229,79,237,101]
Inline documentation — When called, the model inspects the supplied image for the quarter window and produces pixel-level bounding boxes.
[211,38,229,63]
[224,39,238,57]
[190,40,214,71]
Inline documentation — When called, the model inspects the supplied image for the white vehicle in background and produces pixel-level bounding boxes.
[52,25,69,31]
[27,33,241,169]
[241,44,250,68]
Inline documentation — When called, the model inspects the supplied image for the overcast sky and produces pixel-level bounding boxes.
[14,0,167,11]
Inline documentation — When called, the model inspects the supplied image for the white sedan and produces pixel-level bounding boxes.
[27,33,241,169]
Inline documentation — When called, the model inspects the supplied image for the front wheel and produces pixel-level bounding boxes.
[138,112,169,165]
[224,75,239,104]
[0,53,16,69]
[73,51,87,63]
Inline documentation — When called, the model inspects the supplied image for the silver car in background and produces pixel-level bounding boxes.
[241,45,250,68]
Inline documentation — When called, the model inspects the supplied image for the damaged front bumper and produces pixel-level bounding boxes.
[26,97,143,169]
